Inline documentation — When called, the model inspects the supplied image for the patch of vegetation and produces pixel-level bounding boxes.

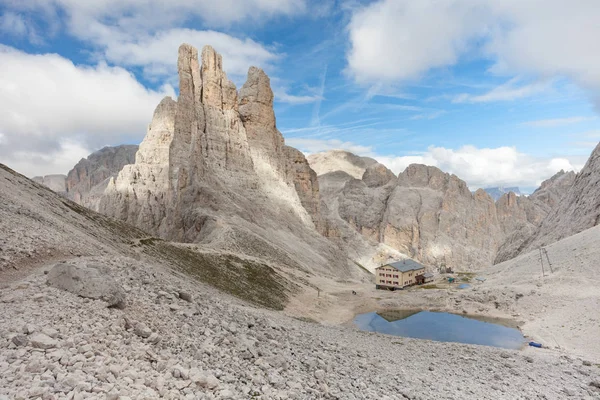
[293,316,319,324]
[457,272,476,283]
[419,284,441,289]
[352,260,373,275]
[141,241,295,310]
[57,198,146,241]
[139,237,161,246]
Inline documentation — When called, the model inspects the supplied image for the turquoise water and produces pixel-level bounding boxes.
[354,310,525,349]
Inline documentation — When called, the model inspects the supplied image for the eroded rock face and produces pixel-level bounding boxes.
[315,146,583,270]
[99,44,345,275]
[66,145,138,209]
[333,164,505,270]
[380,165,502,269]
[32,175,67,194]
[521,143,600,251]
[493,169,578,263]
[47,263,126,308]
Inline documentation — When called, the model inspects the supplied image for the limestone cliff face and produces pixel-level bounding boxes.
[322,162,504,270]
[380,165,502,269]
[99,44,344,275]
[520,143,600,252]
[32,175,67,194]
[529,169,576,212]
[65,145,138,209]
[493,169,577,263]
[317,155,580,270]
[101,100,175,235]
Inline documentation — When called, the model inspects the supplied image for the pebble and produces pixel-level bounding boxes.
[29,333,57,349]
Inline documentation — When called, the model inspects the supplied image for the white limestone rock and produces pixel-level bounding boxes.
[46,263,126,308]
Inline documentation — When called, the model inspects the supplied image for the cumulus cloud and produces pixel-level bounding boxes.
[2,1,292,81]
[0,45,173,177]
[294,138,587,189]
[4,140,92,179]
[376,145,585,189]
[346,0,600,97]
[5,0,306,31]
[346,0,488,83]
[100,29,279,80]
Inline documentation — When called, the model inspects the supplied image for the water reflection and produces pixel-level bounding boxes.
[354,310,525,349]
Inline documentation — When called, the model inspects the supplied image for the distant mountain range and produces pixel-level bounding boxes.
[484,187,522,201]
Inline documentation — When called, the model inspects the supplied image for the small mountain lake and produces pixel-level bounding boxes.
[354,310,525,349]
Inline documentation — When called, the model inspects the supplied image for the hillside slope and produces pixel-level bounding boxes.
[482,223,600,361]
[0,164,296,309]
[519,143,600,254]
[1,163,598,399]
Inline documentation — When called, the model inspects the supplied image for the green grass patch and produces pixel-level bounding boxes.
[139,237,161,246]
[352,260,373,275]
[141,241,295,310]
[293,316,319,324]
[419,284,441,289]
[457,272,476,282]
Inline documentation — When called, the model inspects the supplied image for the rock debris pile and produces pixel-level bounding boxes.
[1,256,598,399]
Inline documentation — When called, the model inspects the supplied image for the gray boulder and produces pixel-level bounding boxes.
[46,263,126,308]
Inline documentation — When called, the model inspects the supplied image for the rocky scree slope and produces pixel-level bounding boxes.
[0,164,295,310]
[98,44,359,278]
[2,254,599,399]
[483,222,600,362]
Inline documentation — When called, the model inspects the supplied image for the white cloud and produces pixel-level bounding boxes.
[377,145,584,189]
[4,140,91,178]
[346,0,600,98]
[274,90,323,105]
[346,0,488,83]
[2,1,294,82]
[299,138,586,189]
[522,116,594,128]
[453,78,551,103]
[100,28,279,80]
[7,0,306,31]
[285,138,373,155]
[409,110,447,120]
[0,11,43,43]
[0,11,27,35]
[0,45,173,177]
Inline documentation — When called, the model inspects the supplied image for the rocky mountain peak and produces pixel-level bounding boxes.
[362,163,396,187]
[239,66,282,154]
[137,97,176,165]
[98,43,340,273]
[398,164,470,196]
[307,150,377,179]
[521,142,600,249]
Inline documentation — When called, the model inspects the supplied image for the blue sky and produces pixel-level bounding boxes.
[1,0,599,192]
